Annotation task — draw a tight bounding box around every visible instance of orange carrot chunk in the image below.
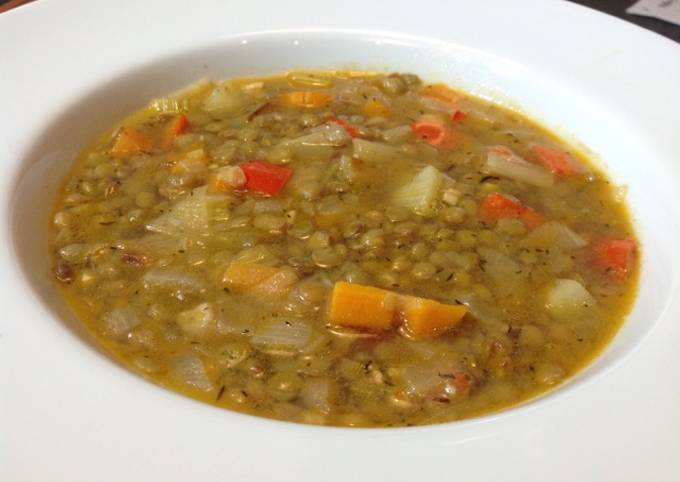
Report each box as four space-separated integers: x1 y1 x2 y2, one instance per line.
592 238 637 280
328 282 467 338
478 192 544 229
110 127 153 158
328 282 397 331
411 116 449 146
401 296 467 339
530 145 576 176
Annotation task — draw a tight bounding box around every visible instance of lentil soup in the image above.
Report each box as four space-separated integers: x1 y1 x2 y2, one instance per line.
50 71 638 427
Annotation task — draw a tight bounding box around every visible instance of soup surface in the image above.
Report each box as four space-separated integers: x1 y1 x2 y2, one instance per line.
50 71 638 427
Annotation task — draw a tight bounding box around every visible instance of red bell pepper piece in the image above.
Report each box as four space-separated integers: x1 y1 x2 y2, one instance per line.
592 238 636 280
451 110 466 122
530 145 575 177
169 114 190 135
241 160 293 196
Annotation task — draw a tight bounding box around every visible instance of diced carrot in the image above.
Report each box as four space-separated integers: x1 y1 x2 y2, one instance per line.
223 263 298 297
530 145 575 176
110 127 153 158
451 110 466 122
327 116 361 137
241 160 292 196
421 83 460 105
478 192 544 229
328 282 397 331
592 238 636 280
400 296 466 339
328 282 467 338
411 115 449 146
276 91 333 108
363 99 390 117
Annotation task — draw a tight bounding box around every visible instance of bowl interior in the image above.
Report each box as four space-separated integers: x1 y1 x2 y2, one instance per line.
10 29 676 417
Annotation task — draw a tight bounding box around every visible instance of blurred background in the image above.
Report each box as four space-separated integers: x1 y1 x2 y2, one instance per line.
1 0 678 43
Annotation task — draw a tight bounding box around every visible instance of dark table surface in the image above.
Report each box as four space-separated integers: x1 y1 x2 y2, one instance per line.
1 0 679 43
568 0 680 43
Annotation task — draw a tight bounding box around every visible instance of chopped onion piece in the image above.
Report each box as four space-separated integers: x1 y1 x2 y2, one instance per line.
232 245 278 265
523 221 587 251
146 187 209 237
216 316 257 337
282 123 350 149
477 247 526 286
485 146 554 188
382 125 412 144
59 243 107 262
202 85 244 115
546 279 595 316
310 123 352 145
279 132 335 162
250 318 313 354
391 165 443 216
333 80 388 107
326 326 380 339
176 302 215 336
352 138 401 162
300 378 335 414
456 292 502 323
170 353 213 391
142 269 205 293
117 234 185 256
215 296 265 336
101 307 141 340
400 358 465 399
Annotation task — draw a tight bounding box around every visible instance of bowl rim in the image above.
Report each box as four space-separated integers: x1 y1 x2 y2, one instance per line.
4 26 673 430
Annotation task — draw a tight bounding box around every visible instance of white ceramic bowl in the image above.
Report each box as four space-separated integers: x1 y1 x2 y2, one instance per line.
2 1 680 481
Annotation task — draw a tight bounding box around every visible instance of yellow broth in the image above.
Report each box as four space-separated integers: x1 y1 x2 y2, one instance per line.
50 71 638 427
